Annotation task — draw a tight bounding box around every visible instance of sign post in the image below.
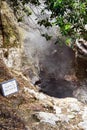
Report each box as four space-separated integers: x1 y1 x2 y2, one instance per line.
0 79 18 96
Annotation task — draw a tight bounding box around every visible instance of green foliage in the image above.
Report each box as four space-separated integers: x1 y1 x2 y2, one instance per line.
44 0 87 42
22 6 32 16
7 0 87 45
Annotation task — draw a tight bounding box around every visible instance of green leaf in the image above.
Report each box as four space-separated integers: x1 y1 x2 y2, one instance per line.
66 38 71 45
65 24 71 31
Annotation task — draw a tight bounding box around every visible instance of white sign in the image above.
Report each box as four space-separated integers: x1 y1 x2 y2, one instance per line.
0 79 18 96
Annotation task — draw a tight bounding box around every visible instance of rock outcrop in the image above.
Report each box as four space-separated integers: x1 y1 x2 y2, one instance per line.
0 73 87 130
0 1 23 71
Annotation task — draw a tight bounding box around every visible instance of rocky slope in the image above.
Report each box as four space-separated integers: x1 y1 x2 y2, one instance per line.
0 1 23 71
0 60 87 130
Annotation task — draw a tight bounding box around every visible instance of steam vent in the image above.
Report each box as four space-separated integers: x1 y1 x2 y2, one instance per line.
0 1 87 130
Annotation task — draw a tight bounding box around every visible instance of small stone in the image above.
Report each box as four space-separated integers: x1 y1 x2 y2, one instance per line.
58 114 69 123
78 121 87 130
69 103 80 112
35 112 59 125
82 107 87 120
36 93 47 100
24 87 47 100
85 24 87 30
53 106 61 114
67 114 75 119
73 87 87 103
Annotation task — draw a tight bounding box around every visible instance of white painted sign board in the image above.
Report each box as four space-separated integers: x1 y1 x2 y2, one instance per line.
0 79 18 96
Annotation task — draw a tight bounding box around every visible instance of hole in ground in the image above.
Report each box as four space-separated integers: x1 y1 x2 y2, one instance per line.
37 71 77 98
